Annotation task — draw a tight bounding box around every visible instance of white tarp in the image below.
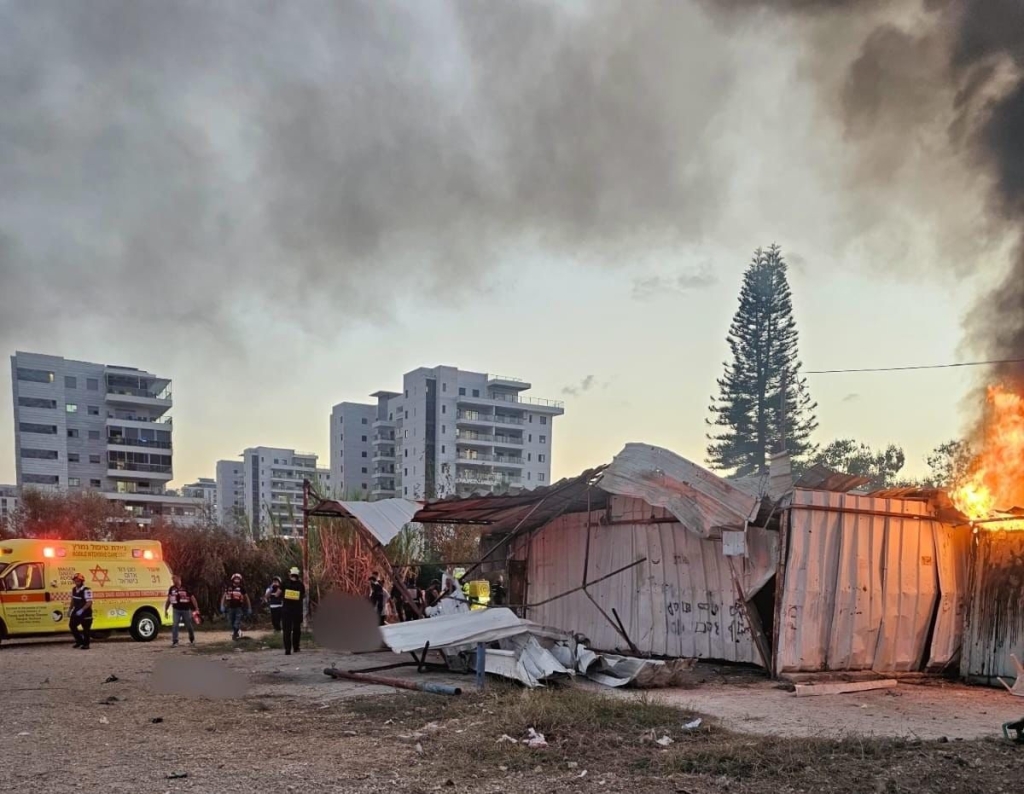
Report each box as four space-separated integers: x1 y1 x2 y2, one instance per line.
599 443 761 538
333 498 420 546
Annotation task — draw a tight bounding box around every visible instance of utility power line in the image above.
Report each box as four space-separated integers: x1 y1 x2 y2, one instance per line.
805 357 1024 375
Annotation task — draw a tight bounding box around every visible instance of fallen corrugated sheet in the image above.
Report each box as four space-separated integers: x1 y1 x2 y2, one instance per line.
577 650 698 688
380 608 563 653
329 498 420 546
778 489 950 674
518 495 770 665
962 531 1024 685
479 635 574 688
599 443 760 538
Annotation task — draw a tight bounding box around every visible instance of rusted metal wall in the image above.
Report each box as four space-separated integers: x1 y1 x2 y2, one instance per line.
512 495 773 665
962 530 1024 685
777 489 961 674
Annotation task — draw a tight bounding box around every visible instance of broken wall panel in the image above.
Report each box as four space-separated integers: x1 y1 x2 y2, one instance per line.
778 489 948 675
517 496 763 664
928 523 972 670
962 530 1024 685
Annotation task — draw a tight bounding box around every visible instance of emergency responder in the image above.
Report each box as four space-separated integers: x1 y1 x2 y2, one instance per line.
69 572 93 650
164 573 199 646
219 573 251 640
281 566 305 655
491 575 507 607
368 571 386 625
265 576 284 631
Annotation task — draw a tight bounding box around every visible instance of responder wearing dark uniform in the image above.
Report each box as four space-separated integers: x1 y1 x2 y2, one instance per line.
265 576 284 632
69 572 93 650
281 566 305 656
491 575 507 607
369 572 386 625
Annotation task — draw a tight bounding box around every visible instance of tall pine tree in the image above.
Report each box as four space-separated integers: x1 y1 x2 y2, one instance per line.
706 244 817 476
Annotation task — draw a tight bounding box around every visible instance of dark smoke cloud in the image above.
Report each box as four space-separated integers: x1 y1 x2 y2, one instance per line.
706 0 1024 390
0 1 732 352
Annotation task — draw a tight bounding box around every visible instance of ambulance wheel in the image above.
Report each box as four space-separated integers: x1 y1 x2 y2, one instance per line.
130 609 160 642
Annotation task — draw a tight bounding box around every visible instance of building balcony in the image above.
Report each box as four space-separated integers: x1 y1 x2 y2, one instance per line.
493 413 524 426
372 418 395 429
492 435 524 447
456 392 564 414
372 468 395 478
455 430 494 445
106 414 172 427
106 437 172 451
373 450 396 461
105 387 172 410
456 453 492 465
493 456 524 466
107 463 173 481
455 472 522 487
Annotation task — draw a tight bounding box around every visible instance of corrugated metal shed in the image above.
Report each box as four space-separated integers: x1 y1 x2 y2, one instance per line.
515 495 774 664
962 530 1024 685
777 489 961 674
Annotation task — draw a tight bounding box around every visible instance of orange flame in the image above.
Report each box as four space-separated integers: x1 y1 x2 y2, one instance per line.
950 384 1024 528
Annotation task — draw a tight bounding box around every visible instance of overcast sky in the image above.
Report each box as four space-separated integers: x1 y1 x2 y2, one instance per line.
1 1 1016 487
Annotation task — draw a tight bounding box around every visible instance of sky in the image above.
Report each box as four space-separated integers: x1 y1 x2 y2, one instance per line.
0 0 1018 489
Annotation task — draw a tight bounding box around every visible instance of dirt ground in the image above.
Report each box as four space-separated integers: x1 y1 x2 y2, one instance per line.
2 631 1021 793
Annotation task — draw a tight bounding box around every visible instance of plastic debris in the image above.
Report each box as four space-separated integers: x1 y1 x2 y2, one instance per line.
496 734 519 744
524 727 548 749
656 735 674 747
682 718 703 731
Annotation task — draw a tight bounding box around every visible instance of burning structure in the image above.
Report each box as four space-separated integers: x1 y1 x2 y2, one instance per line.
414 441 1024 686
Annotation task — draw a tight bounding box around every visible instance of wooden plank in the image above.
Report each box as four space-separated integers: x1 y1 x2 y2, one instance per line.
793 678 898 697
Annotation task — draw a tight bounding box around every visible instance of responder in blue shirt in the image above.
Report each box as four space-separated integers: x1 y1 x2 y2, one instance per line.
69 572 93 650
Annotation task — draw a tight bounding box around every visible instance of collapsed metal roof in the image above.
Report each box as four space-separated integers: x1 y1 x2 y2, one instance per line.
306 495 421 546
413 443 766 538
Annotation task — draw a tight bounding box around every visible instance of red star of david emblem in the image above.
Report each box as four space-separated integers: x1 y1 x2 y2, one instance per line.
90 565 110 587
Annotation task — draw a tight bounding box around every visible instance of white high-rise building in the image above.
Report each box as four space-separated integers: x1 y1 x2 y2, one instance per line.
331 367 564 500
182 477 217 511
9 352 204 524
215 447 323 538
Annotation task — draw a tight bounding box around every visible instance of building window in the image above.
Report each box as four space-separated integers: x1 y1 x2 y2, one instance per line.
442 425 446 434
441 445 445 454
527 453 532 462
404 468 408 476
68 453 81 462
68 477 80 487
362 483 367 490
459 387 466 396
88 430 100 440
540 416 548 425
472 389 480 397
67 428 79 438
21 448 58 460
404 430 409 439
361 417 368 425
539 454 546 463
65 403 78 413
88 405 100 416
18 396 57 409
87 378 99 391
361 451 367 458
405 390 409 398
339 434 343 442
23 473 59 485
361 435 367 442
527 472 532 480
17 368 54 383
529 434 532 443
538 473 545 482
529 415 533 423
20 422 58 435
404 411 409 419
338 416 343 424
540 435 547 444
442 383 447 392
90 479 102 487
90 454 101 464
441 405 446 414
404 449 408 458
404 487 408 496
64 376 77 389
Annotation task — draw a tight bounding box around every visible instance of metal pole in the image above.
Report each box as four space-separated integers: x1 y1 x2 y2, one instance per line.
302 479 310 629
475 642 486 690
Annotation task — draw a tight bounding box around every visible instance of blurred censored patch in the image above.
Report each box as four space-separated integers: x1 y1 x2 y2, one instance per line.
311 591 383 652
151 657 248 699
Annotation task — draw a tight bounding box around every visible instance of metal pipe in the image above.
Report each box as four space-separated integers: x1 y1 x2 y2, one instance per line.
790 503 934 521
302 479 310 629
475 643 486 690
323 667 462 696
526 558 647 607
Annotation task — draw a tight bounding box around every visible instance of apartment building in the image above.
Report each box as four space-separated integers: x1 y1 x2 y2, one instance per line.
182 477 216 510
9 352 204 524
0 484 18 526
215 447 323 538
331 367 564 500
